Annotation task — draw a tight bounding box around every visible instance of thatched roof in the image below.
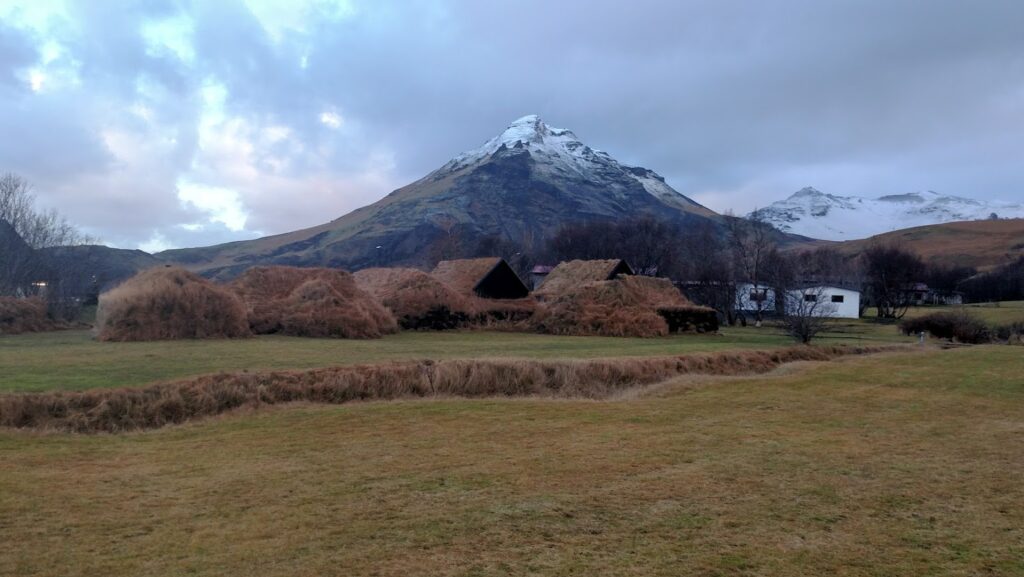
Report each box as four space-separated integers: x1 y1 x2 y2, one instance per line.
431 257 529 299
353 267 427 299
229 266 397 338
535 259 634 296
354 267 470 320
531 275 698 338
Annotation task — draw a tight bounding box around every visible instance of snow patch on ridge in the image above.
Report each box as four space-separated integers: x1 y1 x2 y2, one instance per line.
753 187 1024 240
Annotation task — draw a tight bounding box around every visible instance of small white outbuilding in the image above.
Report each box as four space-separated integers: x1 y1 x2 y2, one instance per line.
784 285 861 319
734 282 861 319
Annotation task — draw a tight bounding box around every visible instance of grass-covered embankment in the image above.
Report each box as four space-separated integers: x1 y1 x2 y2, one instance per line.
1 346 1022 576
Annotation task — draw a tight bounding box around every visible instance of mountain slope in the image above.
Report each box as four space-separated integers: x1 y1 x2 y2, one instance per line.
754 187 1024 241
160 115 718 277
795 219 1024 270
40 245 163 295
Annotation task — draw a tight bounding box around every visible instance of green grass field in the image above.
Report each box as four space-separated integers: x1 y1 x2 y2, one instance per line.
0 320 911 393
2 346 1022 576
897 300 1024 325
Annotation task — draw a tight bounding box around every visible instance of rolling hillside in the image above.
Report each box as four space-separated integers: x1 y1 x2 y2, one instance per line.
820 219 1024 269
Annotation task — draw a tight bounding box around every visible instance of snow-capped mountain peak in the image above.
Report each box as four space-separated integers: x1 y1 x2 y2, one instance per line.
437 115 711 214
791 186 824 198
753 187 1024 240
445 114 605 171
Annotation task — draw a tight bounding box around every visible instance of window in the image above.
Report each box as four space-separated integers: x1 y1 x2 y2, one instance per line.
831 295 844 303
804 294 817 302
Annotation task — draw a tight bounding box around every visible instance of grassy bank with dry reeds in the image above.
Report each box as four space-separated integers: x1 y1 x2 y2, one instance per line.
0 345 901 433
2 346 1022 576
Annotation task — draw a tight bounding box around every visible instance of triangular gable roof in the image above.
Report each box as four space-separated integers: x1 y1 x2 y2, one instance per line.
536 259 634 296
431 257 529 299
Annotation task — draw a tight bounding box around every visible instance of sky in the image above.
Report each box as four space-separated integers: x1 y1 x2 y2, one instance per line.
0 0 1022 251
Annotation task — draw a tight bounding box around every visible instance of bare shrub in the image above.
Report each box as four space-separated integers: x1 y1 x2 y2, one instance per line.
230 266 397 338
533 275 710 337
0 296 64 334
96 268 250 341
0 344 901 433
993 322 1024 345
353 267 471 330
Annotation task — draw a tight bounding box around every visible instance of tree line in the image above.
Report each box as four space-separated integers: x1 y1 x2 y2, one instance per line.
0 172 95 319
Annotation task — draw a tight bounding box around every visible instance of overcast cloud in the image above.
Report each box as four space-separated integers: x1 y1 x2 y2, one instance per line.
0 0 1022 250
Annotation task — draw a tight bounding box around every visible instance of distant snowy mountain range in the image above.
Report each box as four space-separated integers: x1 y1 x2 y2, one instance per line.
752 187 1024 241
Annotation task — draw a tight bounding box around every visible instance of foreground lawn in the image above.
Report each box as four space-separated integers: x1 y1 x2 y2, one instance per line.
0 322 909 393
1 346 1022 576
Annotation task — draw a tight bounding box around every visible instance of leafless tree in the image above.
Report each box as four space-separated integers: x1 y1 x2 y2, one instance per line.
726 211 776 326
0 172 95 319
780 284 837 343
676 221 737 323
547 216 682 277
426 215 467 265
0 173 94 249
862 243 924 319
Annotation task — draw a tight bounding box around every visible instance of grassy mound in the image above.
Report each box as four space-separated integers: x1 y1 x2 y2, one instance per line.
353 267 470 330
533 275 710 337
0 297 61 335
95 268 250 342
230 266 397 338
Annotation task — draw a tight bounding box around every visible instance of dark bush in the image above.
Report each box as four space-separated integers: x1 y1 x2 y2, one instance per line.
657 307 719 333
899 311 991 344
993 322 1024 345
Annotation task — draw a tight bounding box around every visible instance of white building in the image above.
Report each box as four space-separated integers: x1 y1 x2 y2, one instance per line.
735 282 776 314
784 285 861 319
735 282 861 319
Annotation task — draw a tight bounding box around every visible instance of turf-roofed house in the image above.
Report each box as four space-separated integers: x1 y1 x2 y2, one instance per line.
431 257 530 300
534 259 635 298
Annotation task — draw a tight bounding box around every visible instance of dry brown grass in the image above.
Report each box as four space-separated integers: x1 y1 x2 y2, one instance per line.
827 218 1024 269
534 259 632 297
431 257 505 295
95 267 250 342
353 267 471 329
0 344 898 433
468 296 538 327
533 275 709 337
230 266 397 338
0 297 61 335
431 258 530 300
